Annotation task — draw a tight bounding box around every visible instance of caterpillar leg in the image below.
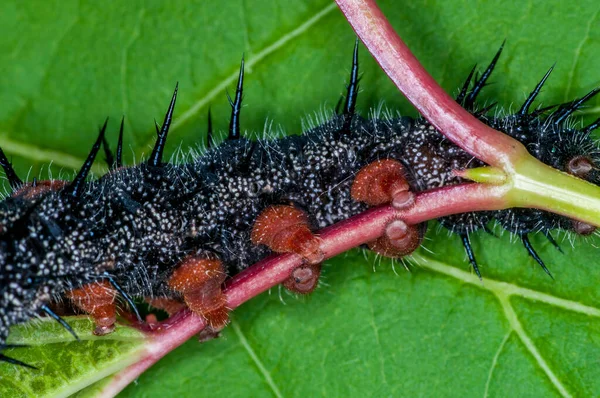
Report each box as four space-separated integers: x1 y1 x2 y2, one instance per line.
251 205 324 265
251 205 324 293
351 159 414 209
168 254 229 330
67 281 117 336
368 220 424 258
351 159 422 258
282 263 322 294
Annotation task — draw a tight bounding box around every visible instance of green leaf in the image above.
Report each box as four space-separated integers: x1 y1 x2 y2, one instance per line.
0 317 145 397
1 0 600 396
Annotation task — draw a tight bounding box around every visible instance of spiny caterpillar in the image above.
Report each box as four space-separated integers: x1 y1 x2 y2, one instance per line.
1 41 599 369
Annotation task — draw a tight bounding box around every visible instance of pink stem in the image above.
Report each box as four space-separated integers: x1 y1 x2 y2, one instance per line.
99 2 524 394
334 0 528 169
227 183 507 306
99 183 508 397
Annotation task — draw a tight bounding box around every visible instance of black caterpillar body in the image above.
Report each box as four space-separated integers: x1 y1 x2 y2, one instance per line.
1 43 599 368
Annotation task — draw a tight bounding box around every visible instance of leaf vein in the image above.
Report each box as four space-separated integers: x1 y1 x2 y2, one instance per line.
158 2 338 143
0 375 36 398
231 319 283 398
0 134 105 176
368 276 389 388
483 331 511 398
563 7 600 101
414 254 600 318
498 295 572 398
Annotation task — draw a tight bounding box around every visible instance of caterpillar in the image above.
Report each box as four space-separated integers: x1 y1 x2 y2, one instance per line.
0 37 599 372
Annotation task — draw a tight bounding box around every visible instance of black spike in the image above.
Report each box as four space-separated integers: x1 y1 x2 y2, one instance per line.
102 136 114 169
456 64 477 106
465 41 505 109
0 347 37 370
103 272 142 323
460 233 482 280
0 146 22 190
40 304 79 341
1 344 29 349
518 66 554 117
149 83 178 167
551 87 600 126
521 234 553 278
207 108 214 148
116 116 124 169
342 39 360 131
102 122 115 170
228 57 244 140
543 230 563 254
32 177 37 188
583 117 600 135
65 118 108 198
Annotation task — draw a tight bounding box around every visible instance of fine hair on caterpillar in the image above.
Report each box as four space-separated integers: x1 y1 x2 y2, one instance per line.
1 38 600 372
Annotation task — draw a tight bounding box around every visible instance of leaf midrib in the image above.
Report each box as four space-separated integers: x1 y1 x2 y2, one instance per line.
413 253 600 317
413 252 596 398
0 3 338 174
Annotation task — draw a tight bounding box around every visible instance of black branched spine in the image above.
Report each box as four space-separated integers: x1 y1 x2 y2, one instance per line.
66 118 108 198
228 58 244 140
149 84 178 167
0 147 22 191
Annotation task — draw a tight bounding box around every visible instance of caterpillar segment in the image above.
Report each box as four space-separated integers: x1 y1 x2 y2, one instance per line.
447 43 600 277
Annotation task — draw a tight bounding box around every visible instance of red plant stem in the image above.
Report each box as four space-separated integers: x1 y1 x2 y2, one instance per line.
226 183 507 307
334 0 528 170
100 183 508 397
101 2 523 393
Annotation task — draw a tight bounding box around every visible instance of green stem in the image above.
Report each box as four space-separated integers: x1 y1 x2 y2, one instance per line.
509 156 600 224
460 156 600 226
